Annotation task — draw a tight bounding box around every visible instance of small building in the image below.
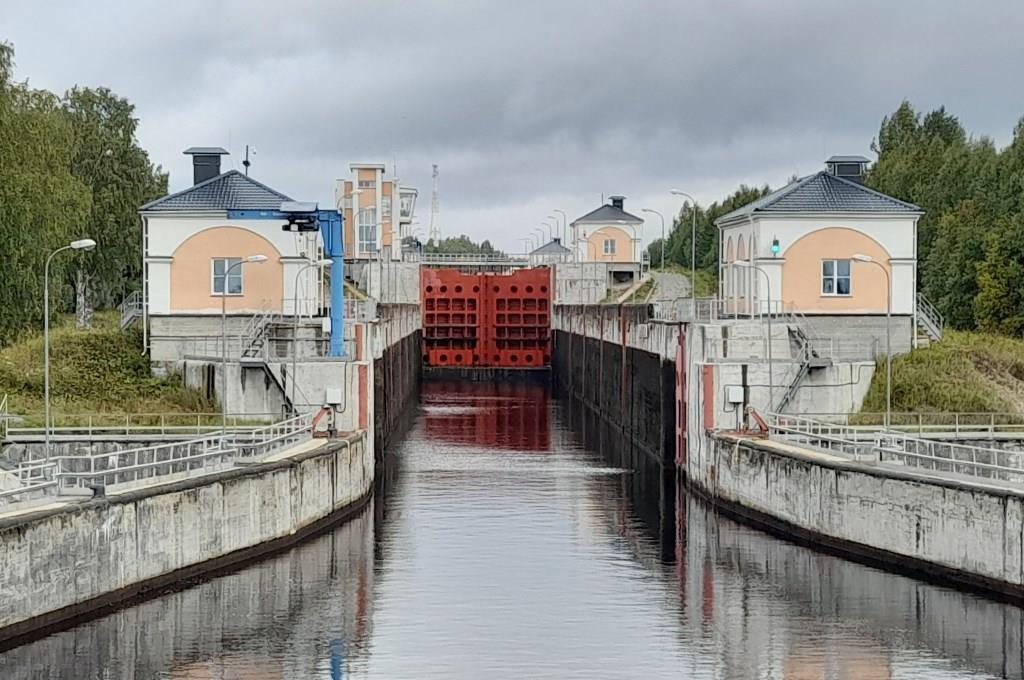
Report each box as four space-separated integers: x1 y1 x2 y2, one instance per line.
334 164 417 262
529 237 572 266
571 195 643 263
139 147 327 365
715 155 928 353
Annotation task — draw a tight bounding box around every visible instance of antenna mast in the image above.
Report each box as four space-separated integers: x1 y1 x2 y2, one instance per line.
429 164 440 242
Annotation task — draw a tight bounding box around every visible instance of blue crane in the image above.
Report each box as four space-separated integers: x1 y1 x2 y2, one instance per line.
227 202 346 357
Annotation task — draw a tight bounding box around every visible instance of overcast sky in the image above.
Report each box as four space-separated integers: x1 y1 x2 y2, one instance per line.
4 1 1024 251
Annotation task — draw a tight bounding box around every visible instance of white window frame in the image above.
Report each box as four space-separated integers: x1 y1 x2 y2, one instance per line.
381 195 392 218
357 179 375 189
211 257 244 296
358 208 378 253
603 238 616 255
821 258 852 296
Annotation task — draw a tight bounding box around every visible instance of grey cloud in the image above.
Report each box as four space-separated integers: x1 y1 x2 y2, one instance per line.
4 0 1024 250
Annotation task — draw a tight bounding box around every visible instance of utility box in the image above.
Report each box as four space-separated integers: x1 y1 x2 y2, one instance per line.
725 385 744 405
321 317 331 334
324 387 343 405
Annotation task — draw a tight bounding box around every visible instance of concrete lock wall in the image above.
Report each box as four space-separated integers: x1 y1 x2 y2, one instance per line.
689 433 1024 598
373 305 421 455
0 432 373 642
552 304 677 464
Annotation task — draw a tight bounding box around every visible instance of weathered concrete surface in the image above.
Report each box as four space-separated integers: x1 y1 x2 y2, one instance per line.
689 433 1024 599
0 432 372 643
552 309 676 465
0 500 375 678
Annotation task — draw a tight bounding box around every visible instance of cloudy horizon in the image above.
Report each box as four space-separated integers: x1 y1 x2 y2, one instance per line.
5 0 1024 251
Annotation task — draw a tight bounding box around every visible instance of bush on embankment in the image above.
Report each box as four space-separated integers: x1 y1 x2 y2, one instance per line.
859 330 1024 414
0 311 214 424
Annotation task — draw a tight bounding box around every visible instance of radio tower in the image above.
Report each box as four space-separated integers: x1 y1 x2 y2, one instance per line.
428 164 441 243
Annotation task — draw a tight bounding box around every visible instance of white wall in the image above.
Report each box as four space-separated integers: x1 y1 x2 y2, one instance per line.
144 214 326 317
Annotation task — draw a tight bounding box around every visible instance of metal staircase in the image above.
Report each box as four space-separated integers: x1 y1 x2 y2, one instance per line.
916 293 944 346
118 291 143 329
774 311 831 413
239 304 279 360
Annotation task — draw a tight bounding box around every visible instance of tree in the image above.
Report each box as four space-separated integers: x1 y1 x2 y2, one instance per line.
425 235 503 256
922 200 990 329
976 213 1024 334
62 86 167 327
0 42 91 344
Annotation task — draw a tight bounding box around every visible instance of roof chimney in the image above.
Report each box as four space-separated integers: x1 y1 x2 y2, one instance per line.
825 155 869 185
183 147 229 185
609 195 625 210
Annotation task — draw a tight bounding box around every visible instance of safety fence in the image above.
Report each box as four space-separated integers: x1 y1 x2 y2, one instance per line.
795 412 1024 435
0 414 313 505
6 412 281 439
768 414 1024 485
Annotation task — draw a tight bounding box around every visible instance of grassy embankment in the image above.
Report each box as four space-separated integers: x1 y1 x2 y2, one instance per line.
653 264 718 297
858 330 1024 421
0 311 214 426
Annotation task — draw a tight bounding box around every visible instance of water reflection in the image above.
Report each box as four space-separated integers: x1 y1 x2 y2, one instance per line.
2 381 1020 679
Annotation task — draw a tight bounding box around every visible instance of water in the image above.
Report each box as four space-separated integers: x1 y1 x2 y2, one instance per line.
2 381 1022 679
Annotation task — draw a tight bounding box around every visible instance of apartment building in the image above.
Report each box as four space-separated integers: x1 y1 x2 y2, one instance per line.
335 164 417 261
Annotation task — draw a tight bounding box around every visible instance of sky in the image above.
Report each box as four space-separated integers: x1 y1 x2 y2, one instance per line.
4 0 1024 253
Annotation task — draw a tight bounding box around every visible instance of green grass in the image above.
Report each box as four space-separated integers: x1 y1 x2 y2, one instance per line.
859 330 1024 415
653 264 717 297
0 311 215 425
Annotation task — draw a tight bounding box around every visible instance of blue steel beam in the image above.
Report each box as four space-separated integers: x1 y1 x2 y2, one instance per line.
227 206 346 357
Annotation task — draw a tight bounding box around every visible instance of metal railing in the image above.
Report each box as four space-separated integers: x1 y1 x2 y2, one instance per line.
768 414 1024 485
703 334 879 362
118 290 143 329
795 412 1024 436
916 292 945 342
0 461 58 502
7 413 315 498
414 252 530 266
0 393 9 440
6 412 281 440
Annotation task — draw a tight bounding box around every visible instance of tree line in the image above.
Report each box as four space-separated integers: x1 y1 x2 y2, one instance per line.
649 101 1024 336
0 42 166 344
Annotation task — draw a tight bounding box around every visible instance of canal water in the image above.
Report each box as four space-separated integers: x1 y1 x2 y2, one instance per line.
2 382 1022 679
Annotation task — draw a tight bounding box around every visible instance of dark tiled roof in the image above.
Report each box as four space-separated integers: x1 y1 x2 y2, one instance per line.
140 170 293 212
716 172 920 225
531 239 572 255
571 203 643 224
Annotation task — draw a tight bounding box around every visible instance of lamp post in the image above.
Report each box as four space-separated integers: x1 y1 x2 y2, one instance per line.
853 254 892 431
44 238 97 461
292 259 332 415
640 208 666 270
221 254 268 440
533 227 546 247
552 209 567 243
520 237 534 254
670 190 698 303
733 261 774 412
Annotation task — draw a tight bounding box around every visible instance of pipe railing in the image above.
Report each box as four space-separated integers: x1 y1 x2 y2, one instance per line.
3 413 316 500
6 412 282 440
768 413 1024 484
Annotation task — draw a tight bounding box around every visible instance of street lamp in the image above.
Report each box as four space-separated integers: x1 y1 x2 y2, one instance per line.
670 190 698 303
640 208 666 270
853 253 892 431
520 237 534 254
733 261 774 413
44 238 97 461
533 227 547 246
552 209 567 243
292 259 332 415
221 254 268 441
